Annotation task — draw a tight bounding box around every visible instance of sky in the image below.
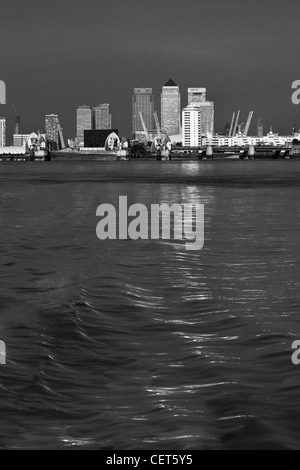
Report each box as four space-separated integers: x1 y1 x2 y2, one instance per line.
0 0 299 141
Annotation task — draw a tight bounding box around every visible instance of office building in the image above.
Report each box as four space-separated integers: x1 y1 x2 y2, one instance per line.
161 80 181 136
132 88 155 140
0 118 6 146
94 104 112 130
77 106 93 139
258 119 264 138
13 134 30 147
45 114 60 149
182 88 215 146
14 114 21 135
182 106 202 147
188 88 207 105
0 81 6 104
188 88 214 135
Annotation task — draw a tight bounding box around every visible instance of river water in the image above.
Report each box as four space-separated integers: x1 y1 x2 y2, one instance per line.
0 160 300 450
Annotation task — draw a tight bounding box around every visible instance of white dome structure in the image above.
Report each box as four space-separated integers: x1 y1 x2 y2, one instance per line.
105 132 120 151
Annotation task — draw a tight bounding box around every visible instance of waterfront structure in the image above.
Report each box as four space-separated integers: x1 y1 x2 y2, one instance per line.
84 129 119 149
94 104 112 130
45 114 60 150
13 134 30 147
161 80 181 136
77 106 93 140
0 147 25 156
182 106 202 147
132 88 155 140
0 118 6 146
202 130 300 148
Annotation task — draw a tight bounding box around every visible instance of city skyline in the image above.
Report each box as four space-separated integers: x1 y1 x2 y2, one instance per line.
1 78 299 146
0 0 299 139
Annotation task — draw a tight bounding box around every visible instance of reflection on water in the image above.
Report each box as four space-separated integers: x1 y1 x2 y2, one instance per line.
0 161 300 449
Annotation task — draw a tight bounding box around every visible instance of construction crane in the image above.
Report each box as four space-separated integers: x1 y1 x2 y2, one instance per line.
244 111 254 136
229 112 236 137
154 111 161 139
139 112 150 141
232 110 240 137
57 121 66 150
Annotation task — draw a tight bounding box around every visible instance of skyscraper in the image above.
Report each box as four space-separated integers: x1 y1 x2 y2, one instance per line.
258 119 264 138
14 115 21 135
188 88 207 105
132 88 155 140
161 80 181 136
182 88 215 147
0 81 6 104
45 114 60 149
0 118 6 146
77 106 93 140
94 104 112 130
182 106 202 147
13 134 30 147
187 88 214 135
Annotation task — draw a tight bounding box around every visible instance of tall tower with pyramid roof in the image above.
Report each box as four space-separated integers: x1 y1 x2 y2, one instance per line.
161 79 181 136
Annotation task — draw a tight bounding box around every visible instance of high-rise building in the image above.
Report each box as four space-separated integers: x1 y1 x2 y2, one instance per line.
13 134 30 147
188 88 207 105
223 122 231 136
188 88 214 135
0 118 6 146
14 114 21 135
258 119 264 138
94 104 112 130
45 114 60 149
182 106 202 147
161 80 181 137
77 106 93 140
0 81 6 104
132 88 155 140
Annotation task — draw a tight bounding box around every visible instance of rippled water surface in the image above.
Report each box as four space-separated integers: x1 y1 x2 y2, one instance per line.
1 160 300 450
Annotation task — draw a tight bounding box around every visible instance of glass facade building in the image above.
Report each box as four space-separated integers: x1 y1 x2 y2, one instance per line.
161 80 181 137
45 115 59 144
132 88 155 140
77 106 93 139
94 104 112 130
187 88 214 135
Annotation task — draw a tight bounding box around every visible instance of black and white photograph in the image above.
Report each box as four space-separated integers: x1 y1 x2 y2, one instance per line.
1 0 300 453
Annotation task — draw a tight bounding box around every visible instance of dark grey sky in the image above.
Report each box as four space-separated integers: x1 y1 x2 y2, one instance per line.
1 0 299 140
